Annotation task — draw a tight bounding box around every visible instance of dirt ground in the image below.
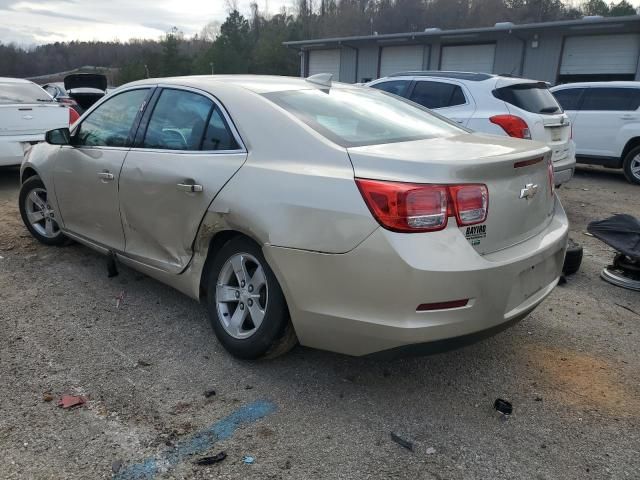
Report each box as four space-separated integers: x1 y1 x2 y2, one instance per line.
1 164 639 480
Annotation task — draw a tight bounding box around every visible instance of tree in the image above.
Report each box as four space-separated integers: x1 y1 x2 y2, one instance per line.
609 0 636 16
582 0 610 15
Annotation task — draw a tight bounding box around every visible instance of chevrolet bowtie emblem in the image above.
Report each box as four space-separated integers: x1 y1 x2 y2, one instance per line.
520 183 538 200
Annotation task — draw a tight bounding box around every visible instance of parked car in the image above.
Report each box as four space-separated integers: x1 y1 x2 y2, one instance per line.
0 77 76 167
550 82 640 185
19 75 568 359
43 73 108 114
367 71 576 186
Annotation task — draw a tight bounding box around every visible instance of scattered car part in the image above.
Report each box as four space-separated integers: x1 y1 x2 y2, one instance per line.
194 452 227 465
390 432 414 451
494 398 513 415
588 214 640 291
562 238 583 275
57 394 86 409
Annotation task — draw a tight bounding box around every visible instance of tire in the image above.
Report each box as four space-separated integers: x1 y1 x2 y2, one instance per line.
206 236 297 359
18 175 68 246
622 146 640 185
563 238 583 276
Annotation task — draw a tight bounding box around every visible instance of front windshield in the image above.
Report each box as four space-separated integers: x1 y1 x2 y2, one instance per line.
264 87 464 147
0 82 54 104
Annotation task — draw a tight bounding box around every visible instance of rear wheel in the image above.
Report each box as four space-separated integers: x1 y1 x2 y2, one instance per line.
622 147 640 185
19 176 67 246
206 236 297 359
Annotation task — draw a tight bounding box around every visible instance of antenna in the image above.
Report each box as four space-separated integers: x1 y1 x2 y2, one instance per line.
306 73 333 88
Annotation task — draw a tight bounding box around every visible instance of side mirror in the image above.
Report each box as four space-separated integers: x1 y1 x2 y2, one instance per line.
45 128 71 145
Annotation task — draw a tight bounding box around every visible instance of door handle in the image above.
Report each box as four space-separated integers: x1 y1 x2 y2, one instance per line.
98 171 114 181
177 183 203 193
620 114 636 120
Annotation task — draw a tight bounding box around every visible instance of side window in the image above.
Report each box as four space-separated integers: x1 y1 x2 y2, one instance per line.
370 80 410 98
75 89 148 147
581 88 640 112
143 89 213 150
552 88 584 111
202 107 240 151
409 81 466 109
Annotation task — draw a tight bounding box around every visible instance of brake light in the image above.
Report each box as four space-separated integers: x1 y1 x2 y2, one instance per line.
355 179 488 233
68 107 80 125
490 114 531 139
547 158 555 196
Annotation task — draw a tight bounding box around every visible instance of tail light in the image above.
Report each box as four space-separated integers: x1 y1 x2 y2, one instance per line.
68 107 80 125
490 114 531 139
356 179 488 233
547 158 555 196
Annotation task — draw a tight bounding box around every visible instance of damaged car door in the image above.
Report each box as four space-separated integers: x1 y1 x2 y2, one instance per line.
53 88 151 250
118 87 247 273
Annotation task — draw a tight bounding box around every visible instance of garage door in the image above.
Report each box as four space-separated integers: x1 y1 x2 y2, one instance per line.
380 45 425 77
440 44 496 73
308 49 341 78
560 34 640 75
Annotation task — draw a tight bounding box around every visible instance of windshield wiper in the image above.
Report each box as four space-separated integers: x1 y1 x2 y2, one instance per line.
540 106 559 113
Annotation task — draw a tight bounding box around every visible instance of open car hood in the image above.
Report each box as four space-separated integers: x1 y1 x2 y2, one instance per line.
64 73 107 92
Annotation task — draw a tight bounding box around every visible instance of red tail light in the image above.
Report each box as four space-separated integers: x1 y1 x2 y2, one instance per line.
547 158 555 196
68 107 80 125
356 179 488 233
490 114 531 139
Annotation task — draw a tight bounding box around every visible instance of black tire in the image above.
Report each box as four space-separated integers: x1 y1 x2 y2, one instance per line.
622 146 640 185
563 238 583 276
18 175 68 246
206 236 297 359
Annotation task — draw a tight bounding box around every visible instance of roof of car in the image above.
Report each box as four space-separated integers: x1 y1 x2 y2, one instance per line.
123 75 350 94
551 81 640 89
0 77 34 84
388 71 496 81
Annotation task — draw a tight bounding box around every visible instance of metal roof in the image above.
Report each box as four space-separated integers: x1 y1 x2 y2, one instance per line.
283 14 640 48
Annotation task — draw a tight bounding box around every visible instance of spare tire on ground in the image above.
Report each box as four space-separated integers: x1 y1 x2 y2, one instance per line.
563 238 583 276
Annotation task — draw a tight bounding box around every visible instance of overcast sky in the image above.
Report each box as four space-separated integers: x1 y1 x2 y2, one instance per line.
0 0 639 46
0 0 292 45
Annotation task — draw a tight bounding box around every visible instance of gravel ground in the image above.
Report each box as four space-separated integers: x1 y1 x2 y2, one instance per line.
1 164 639 480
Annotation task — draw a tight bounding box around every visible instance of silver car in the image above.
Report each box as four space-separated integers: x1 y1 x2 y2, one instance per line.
19 75 569 359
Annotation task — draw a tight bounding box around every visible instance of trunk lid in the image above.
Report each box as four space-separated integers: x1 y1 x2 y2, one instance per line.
64 73 108 92
348 133 555 254
0 103 69 136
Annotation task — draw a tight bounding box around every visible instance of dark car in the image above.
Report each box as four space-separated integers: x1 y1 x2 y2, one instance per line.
42 73 108 114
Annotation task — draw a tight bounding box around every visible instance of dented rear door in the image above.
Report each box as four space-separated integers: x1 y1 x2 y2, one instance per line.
118 87 246 273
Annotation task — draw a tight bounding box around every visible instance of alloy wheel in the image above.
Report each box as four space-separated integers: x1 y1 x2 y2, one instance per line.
24 187 61 239
631 154 640 182
215 252 268 339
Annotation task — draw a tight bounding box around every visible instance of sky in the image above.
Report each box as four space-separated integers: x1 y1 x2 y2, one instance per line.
0 0 292 45
0 0 639 46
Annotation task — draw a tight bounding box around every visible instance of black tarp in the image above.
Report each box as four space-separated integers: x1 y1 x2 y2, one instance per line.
587 214 640 259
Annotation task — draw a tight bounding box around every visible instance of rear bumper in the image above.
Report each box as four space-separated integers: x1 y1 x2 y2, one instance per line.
552 142 576 186
0 135 43 166
266 198 568 357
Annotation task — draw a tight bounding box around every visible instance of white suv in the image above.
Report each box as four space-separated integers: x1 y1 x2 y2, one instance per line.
367 71 575 185
550 82 640 185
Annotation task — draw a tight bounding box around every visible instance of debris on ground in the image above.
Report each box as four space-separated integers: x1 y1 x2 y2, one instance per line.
136 360 152 367
245 385 253 390
243 456 255 464
204 389 216 398
57 395 86 409
115 290 125 308
426 447 436 455
42 393 54 402
111 460 123 473
194 451 227 465
494 398 513 416
390 432 414 451
107 252 118 278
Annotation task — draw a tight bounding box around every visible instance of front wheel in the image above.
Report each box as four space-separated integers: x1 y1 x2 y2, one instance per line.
622 147 640 185
206 236 297 359
19 176 67 246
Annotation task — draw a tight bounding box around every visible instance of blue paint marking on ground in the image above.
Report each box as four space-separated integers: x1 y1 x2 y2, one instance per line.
114 400 277 480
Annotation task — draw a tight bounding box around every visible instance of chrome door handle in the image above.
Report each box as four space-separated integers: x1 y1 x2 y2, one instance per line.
620 114 636 120
98 171 114 181
177 183 203 193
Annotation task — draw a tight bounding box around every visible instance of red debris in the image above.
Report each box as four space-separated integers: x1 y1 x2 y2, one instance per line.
57 395 87 409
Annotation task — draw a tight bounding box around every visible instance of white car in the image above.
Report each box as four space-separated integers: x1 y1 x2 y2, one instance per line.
550 82 640 185
367 72 576 186
0 77 75 167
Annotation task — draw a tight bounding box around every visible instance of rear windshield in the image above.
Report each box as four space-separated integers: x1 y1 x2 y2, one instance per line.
493 82 562 115
264 87 463 148
0 82 53 105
